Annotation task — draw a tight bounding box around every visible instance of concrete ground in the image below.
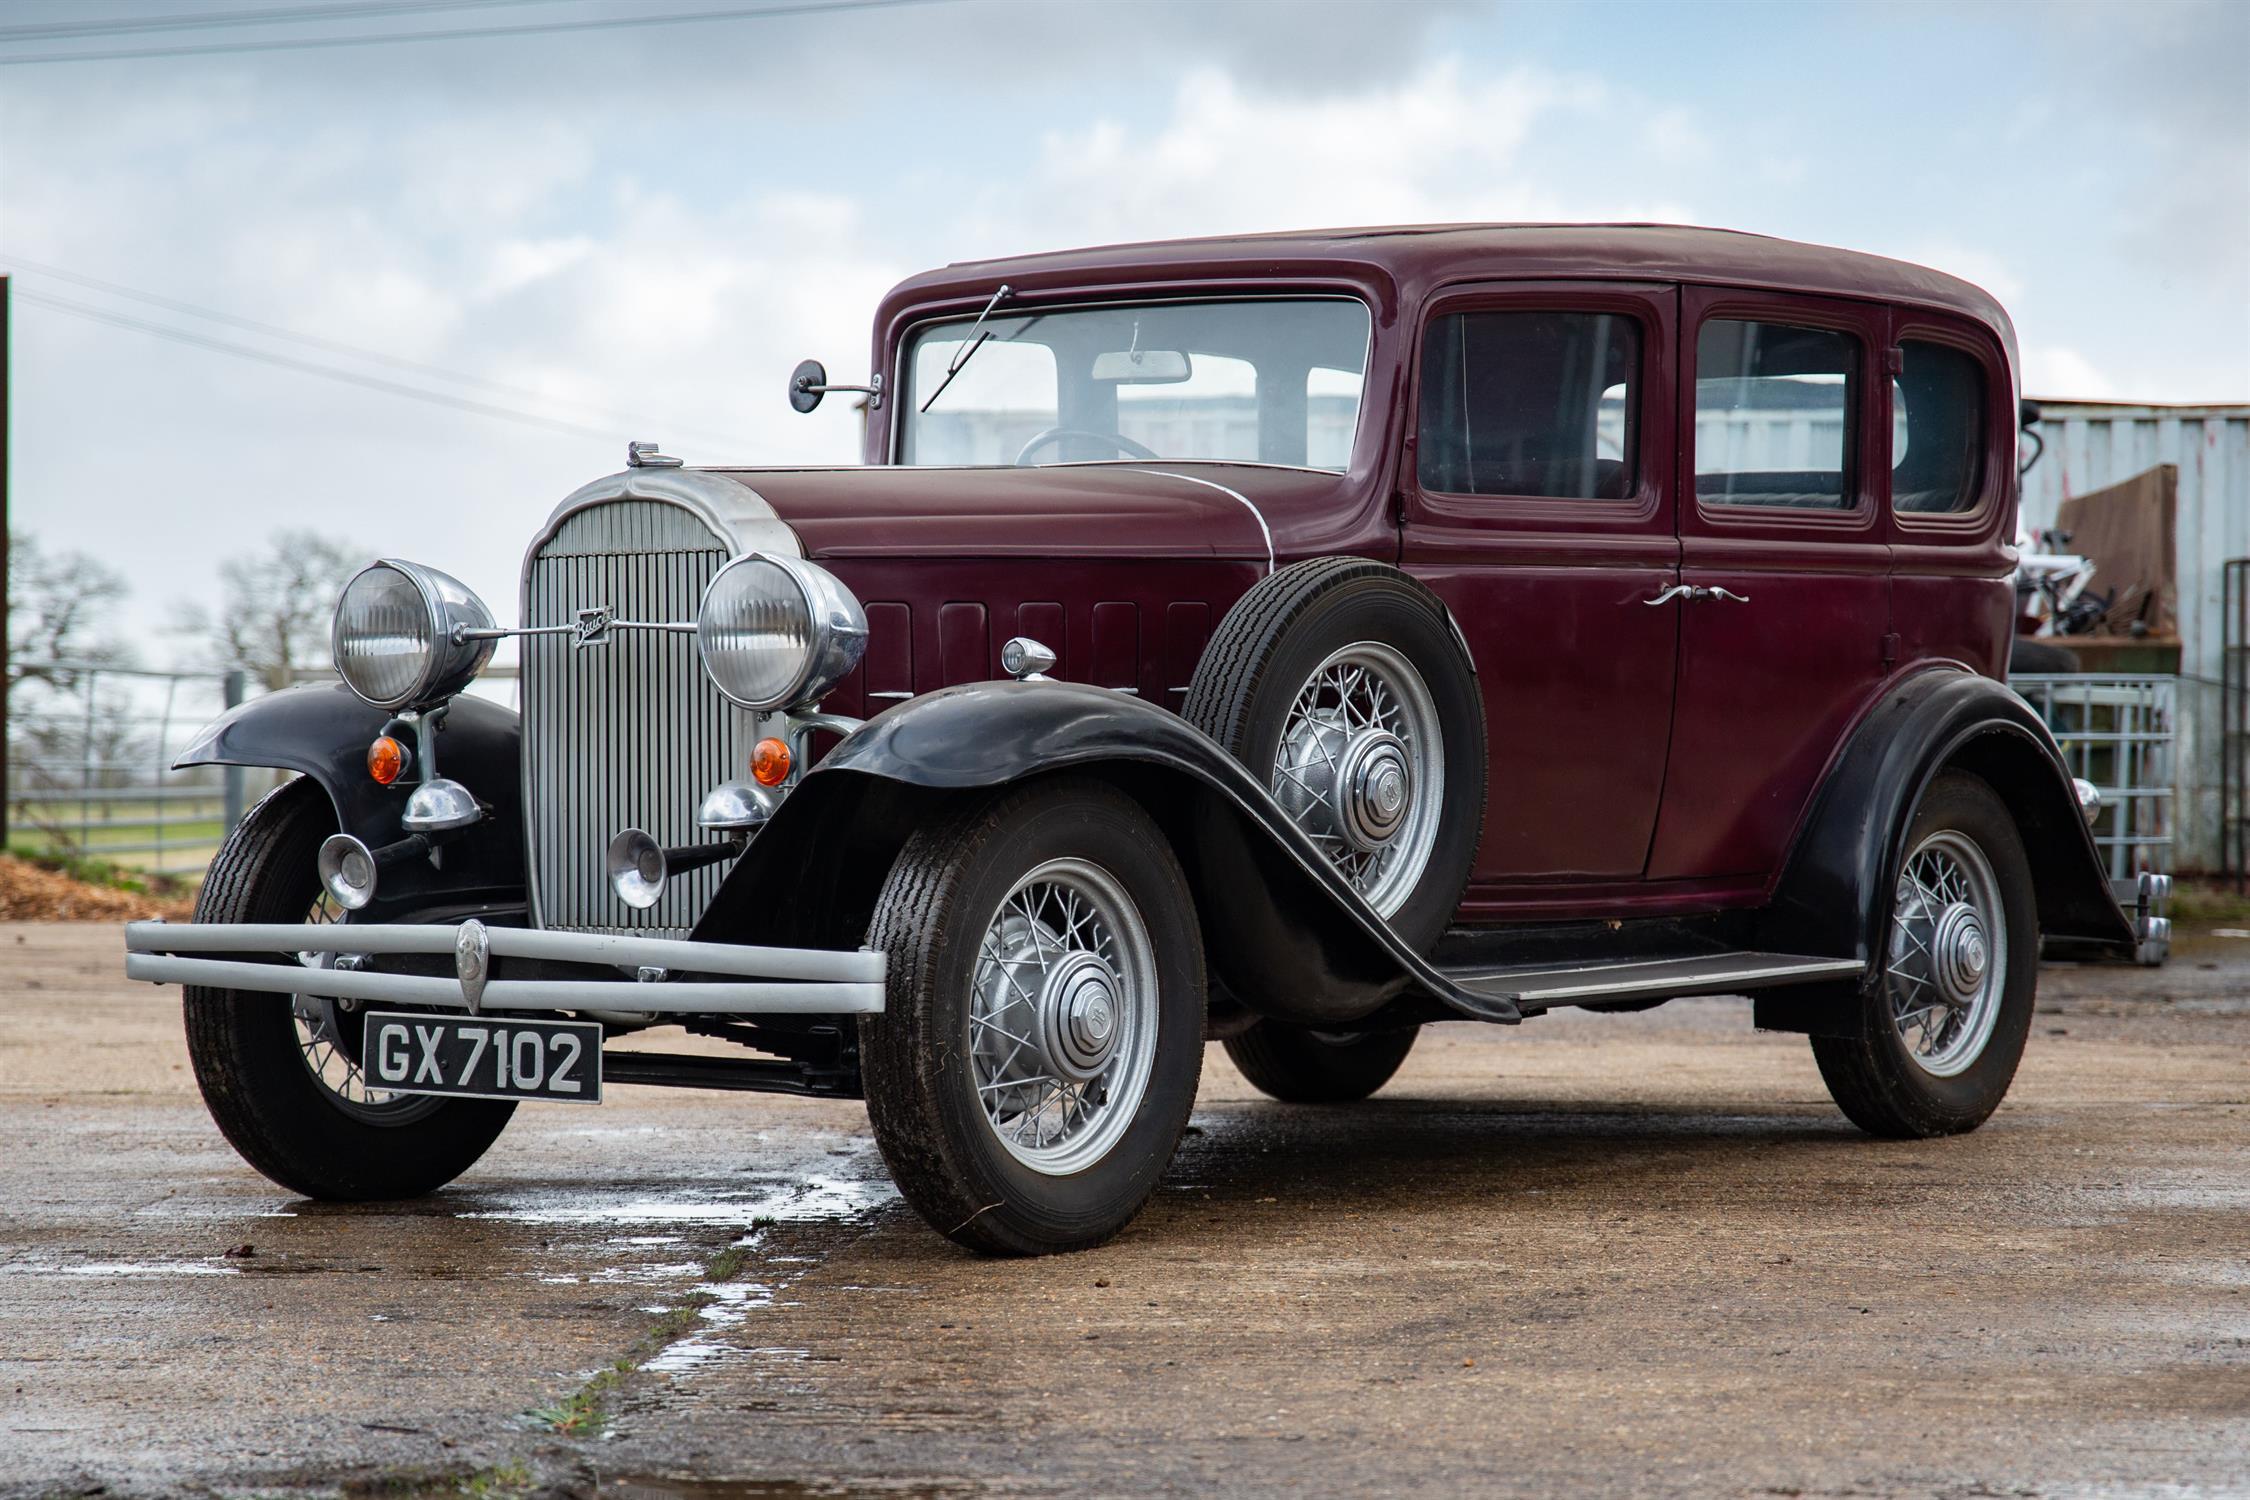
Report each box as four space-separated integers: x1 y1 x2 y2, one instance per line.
1 920 2244 1498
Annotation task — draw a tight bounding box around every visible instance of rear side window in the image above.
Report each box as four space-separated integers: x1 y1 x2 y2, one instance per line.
1892 341 1987 514
1418 311 1640 500
1694 319 1858 510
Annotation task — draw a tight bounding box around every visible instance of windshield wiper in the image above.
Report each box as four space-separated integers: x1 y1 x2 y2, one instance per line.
918 282 1012 413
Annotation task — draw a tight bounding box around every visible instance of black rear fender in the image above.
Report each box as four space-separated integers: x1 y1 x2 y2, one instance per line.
1757 666 2134 964
175 681 525 917
691 681 1517 1026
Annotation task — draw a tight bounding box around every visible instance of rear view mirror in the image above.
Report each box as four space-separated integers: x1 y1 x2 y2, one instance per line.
1091 348 1191 383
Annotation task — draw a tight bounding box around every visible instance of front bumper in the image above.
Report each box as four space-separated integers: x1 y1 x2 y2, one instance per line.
123 920 885 1016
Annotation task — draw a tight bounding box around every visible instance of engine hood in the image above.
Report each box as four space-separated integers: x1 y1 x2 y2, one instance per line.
701 462 1292 564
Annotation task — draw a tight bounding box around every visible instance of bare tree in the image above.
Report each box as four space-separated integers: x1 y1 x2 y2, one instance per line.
6 530 135 692
178 530 365 692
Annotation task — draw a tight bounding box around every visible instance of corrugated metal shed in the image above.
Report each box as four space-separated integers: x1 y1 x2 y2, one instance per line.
2018 400 2250 868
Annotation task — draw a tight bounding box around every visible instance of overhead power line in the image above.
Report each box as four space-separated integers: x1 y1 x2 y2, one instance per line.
0 0 557 44
20 287 627 442
0 0 954 65
0 251 754 451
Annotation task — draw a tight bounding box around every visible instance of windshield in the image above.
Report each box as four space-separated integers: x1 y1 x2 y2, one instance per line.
900 297 1371 470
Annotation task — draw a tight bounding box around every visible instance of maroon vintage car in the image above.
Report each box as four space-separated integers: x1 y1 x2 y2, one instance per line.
129 225 2148 1254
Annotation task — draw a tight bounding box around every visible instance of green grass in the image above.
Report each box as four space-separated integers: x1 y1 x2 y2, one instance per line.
2164 878 2250 929
5 845 202 898
336 1460 535 1499
521 1233 768 1439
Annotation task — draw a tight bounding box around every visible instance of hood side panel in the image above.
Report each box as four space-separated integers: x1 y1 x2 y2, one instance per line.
811 556 1264 717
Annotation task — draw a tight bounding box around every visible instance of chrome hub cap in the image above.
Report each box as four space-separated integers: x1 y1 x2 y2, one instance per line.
1272 642 1443 917
1037 950 1122 1082
970 858 1158 1175
1335 729 1413 850
1888 830 2007 1078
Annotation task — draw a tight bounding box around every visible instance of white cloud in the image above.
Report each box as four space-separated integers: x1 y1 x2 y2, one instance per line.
2022 345 2116 401
955 58 1694 256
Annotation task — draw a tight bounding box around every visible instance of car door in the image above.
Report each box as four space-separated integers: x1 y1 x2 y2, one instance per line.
1399 282 1682 886
1645 288 1892 881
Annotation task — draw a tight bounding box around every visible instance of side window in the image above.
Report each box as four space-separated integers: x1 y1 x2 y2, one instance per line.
1892 340 1987 514
1417 310 1640 500
1694 319 1858 510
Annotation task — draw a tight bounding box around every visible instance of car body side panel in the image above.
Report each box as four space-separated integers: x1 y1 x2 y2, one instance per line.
1398 280 1683 882
1647 287 1899 882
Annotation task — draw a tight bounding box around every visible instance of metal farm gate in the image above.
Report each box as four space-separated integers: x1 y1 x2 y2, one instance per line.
2011 673 2175 880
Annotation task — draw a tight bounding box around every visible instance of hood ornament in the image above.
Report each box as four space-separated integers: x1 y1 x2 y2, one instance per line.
626 440 683 469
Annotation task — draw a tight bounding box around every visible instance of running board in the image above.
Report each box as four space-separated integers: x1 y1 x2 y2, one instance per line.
1443 952 1866 1011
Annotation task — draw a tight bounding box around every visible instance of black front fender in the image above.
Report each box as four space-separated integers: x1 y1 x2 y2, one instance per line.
176 681 525 916
1756 666 2135 964
692 681 1518 1025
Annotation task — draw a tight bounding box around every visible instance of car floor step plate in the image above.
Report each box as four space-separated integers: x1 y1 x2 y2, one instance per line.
1442 952 1865 1009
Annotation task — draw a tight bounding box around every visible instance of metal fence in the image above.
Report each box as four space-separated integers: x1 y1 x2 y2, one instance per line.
4 661 278 877
2010 673 2176 878
5 660 519 882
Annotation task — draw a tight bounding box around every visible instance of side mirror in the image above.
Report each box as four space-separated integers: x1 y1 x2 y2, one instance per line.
790 359 883 414
2018 398 2043 429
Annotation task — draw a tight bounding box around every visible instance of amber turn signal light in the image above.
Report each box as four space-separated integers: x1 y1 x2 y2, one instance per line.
750 737 792 787
367 734 411 786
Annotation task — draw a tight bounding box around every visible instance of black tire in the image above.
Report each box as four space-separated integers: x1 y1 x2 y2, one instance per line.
860 776 1204 1255
1224 1021 1418 1103
183 778 515 1199
1182 557 1484 951
2008 638 2080 675
1810 771 2039 1138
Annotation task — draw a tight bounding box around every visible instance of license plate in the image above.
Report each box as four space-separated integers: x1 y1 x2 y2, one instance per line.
361 1012 603 1104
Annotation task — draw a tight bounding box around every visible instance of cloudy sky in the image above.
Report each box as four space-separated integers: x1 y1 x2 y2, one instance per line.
3 0 2245 658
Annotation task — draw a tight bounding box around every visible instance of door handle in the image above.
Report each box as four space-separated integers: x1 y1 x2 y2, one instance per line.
1645 584 1751 606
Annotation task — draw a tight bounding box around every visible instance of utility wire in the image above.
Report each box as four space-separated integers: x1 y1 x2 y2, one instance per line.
0 251 758 452
0 0 559 44
19 287 628 442
0 0 955 65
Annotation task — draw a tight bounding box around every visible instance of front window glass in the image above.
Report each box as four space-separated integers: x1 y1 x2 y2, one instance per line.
1694 319 1859 511
1892 341 1986 514
1417 310 1641 499
901 298 1370 469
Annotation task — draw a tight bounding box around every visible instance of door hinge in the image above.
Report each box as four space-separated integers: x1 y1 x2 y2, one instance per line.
1880 631 1901 666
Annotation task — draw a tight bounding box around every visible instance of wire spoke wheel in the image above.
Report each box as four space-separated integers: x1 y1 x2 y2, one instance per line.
289 889 439 1122
969 857 1159 1176
1269 640 1444 918
1886 829 2007 1078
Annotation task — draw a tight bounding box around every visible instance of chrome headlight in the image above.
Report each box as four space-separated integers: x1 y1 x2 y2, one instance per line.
695 553 867 711
331 560 496 712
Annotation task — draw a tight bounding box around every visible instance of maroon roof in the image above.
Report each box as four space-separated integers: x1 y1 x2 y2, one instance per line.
878 223 2015 355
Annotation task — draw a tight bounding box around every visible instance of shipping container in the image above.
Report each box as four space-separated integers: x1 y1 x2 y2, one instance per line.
2018 400 2250 869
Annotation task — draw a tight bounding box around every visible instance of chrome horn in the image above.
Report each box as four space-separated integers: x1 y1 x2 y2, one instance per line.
605 827 746 910
606 828 670 910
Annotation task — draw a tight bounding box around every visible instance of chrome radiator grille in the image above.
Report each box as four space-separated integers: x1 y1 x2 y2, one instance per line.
522 499 758 935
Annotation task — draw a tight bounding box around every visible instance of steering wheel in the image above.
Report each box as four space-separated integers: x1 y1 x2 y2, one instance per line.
1014 427 1160 466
